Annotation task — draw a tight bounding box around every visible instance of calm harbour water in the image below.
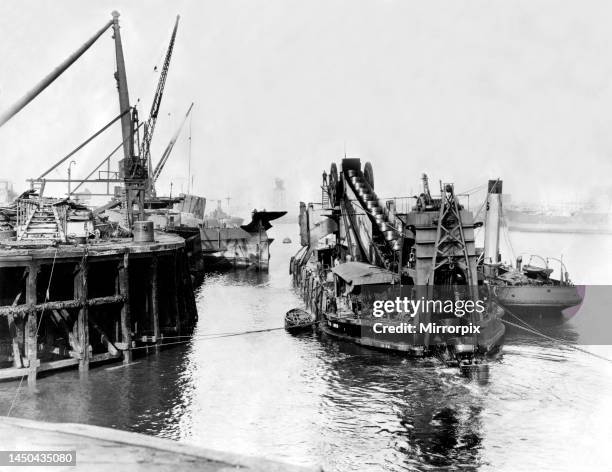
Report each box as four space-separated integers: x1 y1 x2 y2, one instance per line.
1 223 612 471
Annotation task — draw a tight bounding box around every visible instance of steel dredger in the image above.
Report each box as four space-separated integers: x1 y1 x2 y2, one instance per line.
290 158 505 374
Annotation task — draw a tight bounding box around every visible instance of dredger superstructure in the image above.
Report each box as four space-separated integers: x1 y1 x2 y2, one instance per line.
291 158 505 374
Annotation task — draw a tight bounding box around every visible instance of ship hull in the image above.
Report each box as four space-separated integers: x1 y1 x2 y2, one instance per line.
319 310 505 358
198 210 285 271
201 252 269 270
493 285 583 313
200 228 273 271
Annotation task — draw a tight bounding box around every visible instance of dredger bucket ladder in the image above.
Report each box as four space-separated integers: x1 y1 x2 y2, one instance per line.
428 183 473 287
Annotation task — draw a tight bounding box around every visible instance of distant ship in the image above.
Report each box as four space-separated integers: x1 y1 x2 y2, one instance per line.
504 207 612 234
202 200 244 228
167 202 286 271
198 209 286 270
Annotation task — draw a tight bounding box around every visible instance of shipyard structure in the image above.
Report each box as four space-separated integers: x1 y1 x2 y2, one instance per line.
0 12 199 383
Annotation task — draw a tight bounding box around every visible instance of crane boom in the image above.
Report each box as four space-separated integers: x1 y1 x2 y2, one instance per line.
152 103 194 185
0 18 113 128
141 15 180 191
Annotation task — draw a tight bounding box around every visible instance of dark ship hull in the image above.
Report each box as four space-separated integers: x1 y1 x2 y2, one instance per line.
199 210 286 271
493 284 583 314
321 311 505 358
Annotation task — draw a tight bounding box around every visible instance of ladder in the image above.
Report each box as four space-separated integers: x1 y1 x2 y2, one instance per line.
321 186 330 208
18 205 59 240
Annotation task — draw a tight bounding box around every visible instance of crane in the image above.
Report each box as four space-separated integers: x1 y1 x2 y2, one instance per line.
141 15 180 195
151 102 194 193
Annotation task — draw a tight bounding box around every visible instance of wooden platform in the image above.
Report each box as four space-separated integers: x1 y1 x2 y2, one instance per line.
0 231 198 384
0 232 186 264
0 416 319 471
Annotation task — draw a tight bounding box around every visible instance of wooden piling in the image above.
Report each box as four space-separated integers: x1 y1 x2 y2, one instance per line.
150 256 160 351
26 263 39 386
172 251 181 336
7 312 23 368
182 249 198 325
75 255 89 372
0 232 196 380
7 271 26 368
118 250 132 364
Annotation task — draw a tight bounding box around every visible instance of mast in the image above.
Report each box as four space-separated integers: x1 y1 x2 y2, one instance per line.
483 179 503 270
111 11 133 161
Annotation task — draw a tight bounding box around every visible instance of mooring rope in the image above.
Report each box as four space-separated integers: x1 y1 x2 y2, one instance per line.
133 311 612 368
128 320 329 351
7 247 59 416
501 307 612 364
129 325 305 350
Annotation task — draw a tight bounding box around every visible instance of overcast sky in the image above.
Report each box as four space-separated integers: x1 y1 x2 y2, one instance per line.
1 0 612 215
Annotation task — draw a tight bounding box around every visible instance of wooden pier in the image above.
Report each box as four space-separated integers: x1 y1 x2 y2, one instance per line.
0 416 318 471
0 233 198 384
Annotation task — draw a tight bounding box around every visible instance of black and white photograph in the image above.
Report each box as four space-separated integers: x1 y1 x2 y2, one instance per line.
0 1 611 471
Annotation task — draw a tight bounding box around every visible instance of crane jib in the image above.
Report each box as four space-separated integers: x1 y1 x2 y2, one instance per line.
152 103 194 183
0 19 113 128
140 15 181 176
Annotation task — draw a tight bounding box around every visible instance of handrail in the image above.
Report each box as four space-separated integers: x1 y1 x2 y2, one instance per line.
545 256 569 283
15 199 38 240
52 205 68 243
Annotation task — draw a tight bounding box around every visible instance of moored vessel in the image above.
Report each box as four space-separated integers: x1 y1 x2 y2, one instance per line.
477 180 584 315
290 159 505 373
196 209 286 270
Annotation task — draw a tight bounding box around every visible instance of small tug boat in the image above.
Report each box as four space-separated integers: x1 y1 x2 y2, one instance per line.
487 256 583 314
477 180 583 315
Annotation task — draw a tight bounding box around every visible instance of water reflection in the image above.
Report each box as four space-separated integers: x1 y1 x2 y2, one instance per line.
315 336 487 470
